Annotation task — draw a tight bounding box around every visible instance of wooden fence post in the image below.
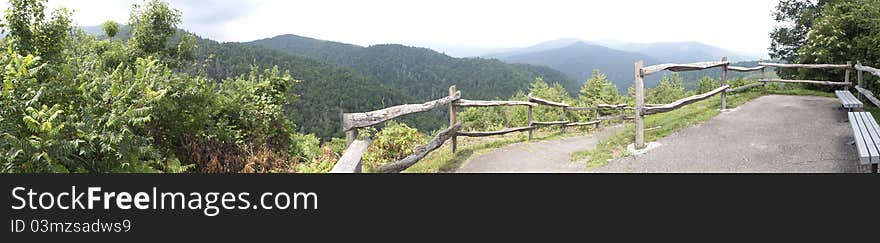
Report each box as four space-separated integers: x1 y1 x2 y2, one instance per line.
345 129 358 146
449 85 458 153
620 106 625 124
527 105 533 140
858 61 864 100
594 105 601 129
341 110 358 146
720 56 728 111
635 60 646 150
846 61 852 94
561 107 567 134
761 65 767 94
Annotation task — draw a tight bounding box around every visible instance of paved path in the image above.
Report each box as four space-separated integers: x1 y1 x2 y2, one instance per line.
456 126 623 173
592 95 863 173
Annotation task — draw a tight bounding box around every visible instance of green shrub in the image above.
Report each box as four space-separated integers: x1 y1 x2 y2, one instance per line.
361 121 425 172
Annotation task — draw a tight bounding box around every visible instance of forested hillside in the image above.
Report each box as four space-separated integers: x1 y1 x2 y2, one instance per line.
249 34 580 99
194 40 420 140
83 28 458 140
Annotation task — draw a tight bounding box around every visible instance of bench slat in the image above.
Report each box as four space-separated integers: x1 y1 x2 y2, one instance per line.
838 91 851 107
857 112 879 164
839 91 852 107
849 112 872 165
837 90 863 108
860 112 880 164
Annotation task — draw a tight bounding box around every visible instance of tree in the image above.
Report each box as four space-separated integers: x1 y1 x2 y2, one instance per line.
3 0 72 64
174 33 197 65
769 0 835 79
647 73 689 104
697 76 720 94
578 69 621 107
769 0 880 86
798 0 880 66
102 20 120 38
129 0 181 57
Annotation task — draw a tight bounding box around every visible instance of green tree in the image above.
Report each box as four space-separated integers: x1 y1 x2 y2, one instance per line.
129 0 181 57
647 73 689 104
3 0 72 64
578 69 621 107
798 0 880 67
529 77 574 123
102 20 120 38
770 0 880 88
697 76 720 94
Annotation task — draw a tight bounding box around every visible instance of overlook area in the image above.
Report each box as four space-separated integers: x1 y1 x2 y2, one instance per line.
1 0 879 173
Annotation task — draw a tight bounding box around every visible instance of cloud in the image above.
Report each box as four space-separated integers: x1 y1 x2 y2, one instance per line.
7 0 779 55
170 0 261 40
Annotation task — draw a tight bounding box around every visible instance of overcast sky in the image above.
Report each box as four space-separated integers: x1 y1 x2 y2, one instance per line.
4 0 779 57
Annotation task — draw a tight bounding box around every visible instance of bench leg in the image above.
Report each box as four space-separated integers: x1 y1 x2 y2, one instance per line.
848 140 856 146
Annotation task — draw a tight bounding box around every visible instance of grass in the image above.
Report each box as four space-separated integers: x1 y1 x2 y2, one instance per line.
404 127 594 173
571 86 834 168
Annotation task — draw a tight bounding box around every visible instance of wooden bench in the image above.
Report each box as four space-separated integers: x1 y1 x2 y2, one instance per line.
836 90 863 111
847 112 880 173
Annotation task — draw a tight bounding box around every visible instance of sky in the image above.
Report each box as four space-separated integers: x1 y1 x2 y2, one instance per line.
3 0 779 57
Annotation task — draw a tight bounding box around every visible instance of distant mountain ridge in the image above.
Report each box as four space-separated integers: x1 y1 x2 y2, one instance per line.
483 39 762 92
486 41 663 92
614 41 758 63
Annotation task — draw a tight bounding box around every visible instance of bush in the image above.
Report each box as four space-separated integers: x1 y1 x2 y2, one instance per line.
361 121 425 172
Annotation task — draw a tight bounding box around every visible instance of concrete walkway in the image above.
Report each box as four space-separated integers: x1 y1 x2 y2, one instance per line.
592 95 864 173
456 126 623 173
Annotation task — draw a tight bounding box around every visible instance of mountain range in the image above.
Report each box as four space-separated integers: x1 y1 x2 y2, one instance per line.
482 39 762 92
83 27 577 140
82 25 765 139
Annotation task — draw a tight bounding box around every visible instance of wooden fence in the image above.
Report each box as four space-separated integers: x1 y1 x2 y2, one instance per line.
635 57 732 149
332 86 630 173
633 58 857 150
333 56 865 172
855 63 880 108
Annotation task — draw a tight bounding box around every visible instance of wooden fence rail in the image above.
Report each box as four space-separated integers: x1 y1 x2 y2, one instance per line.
641 61 730 76
728 83 765 93
528 93 569 107
376 122 461 173
456 99 536 107
758 63 852 69
342 91 461 143
457 126 536 137
758 78 851 86
856 63 880 107
330 139 372 173
644 85 730 115
856 64 880 77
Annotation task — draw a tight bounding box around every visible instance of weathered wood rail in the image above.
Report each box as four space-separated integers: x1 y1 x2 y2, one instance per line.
333 85 632 173
644 85 730 115
757 62 853 87
855 63 880 108
376 122 461 173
